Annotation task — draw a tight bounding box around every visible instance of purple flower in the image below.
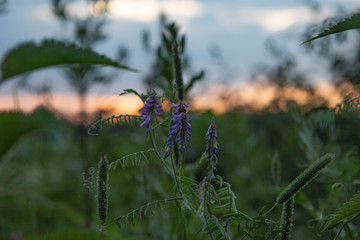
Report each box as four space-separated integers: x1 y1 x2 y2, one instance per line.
196 118 220 201
140 94 163 134
163 102 191 159
205 117 220 179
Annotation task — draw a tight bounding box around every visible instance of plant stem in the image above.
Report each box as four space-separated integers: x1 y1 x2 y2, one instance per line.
149 131 172 175
334 213 360 240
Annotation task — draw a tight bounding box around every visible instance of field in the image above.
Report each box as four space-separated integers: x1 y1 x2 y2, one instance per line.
1 1 360 239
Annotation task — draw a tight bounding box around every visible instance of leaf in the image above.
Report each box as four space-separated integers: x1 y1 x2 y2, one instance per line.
185 70 205 91
108 149 155 170
88 114 141 135
119 88 146 102
0 108 66 160
303 13 360 43
107 197 183 228
327 192 360 229
0 39 137 82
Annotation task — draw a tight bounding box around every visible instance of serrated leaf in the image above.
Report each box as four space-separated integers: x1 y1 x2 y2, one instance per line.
303 13 360 43
0 39 137 82
327 192 360 229
119 88 146 102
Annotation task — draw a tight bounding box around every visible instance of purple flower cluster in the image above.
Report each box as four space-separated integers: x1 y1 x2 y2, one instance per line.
163 102 191 159
140 94 163 135
198 118 220 201
205 117 220 174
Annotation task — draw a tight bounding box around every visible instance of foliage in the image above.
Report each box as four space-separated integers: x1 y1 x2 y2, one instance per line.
0 39 136 82
2 2 360 240
304 12 360 43
327 192 360 229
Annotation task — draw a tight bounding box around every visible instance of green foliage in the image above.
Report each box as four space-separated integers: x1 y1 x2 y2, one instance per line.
26 230 111 240
0 39 136 82
88 114 141 135
271 151 281 185
303 12 360 43
142 16 204 100
108 149 156 170
186 70 205 91
335 96 360 114
106 197 183 228
4 6 360 239
327 192 360 229
0 108 64 160
119 89 147 102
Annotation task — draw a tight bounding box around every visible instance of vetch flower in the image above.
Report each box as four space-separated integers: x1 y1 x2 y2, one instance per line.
140 94 163 134
163 102 191 158
197 118 220 201
206 117 220 170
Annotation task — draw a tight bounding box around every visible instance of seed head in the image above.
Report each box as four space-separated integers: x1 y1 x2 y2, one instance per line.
280 197 295 240
97 154 108 226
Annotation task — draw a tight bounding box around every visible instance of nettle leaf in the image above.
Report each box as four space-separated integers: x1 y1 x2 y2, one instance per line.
327 192 360 229
0 39 137 82
303 12 360 43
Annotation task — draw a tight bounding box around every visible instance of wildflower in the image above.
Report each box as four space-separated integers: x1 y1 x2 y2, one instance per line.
164 102 191 158
140 94 163 134
197 118 220 201
205 117 220 174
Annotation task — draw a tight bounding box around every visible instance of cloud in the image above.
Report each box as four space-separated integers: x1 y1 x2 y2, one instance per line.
207 4 332 32
242 7 331 32
107 0 202 22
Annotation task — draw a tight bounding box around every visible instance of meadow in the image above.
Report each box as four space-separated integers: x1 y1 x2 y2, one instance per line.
1 1 360 239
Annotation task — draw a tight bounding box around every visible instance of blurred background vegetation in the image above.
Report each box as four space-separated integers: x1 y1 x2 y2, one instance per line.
1 0 360 239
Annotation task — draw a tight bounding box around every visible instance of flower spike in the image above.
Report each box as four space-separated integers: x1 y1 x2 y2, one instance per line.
140 94 163 135
164 102 191 159
205 117 220 174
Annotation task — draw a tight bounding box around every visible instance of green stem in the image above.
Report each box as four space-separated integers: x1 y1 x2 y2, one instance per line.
149 131 172 175
264 203 278 216
204 180 215 240
334 213 360 240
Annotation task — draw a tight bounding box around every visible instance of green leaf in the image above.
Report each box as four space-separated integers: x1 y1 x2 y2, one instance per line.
0 39 137 82
119 88 146 102
303 13 360 43
199 152 206 164
327 192 360 229
185 70 205 91
0 108 65 160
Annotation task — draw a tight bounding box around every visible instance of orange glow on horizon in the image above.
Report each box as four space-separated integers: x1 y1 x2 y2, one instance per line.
0 92 144 118
0 81 357 117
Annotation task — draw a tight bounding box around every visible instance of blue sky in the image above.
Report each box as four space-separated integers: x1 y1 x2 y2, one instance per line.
0 0 358 98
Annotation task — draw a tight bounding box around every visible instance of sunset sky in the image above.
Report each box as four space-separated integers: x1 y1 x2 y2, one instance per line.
0 0 359 115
